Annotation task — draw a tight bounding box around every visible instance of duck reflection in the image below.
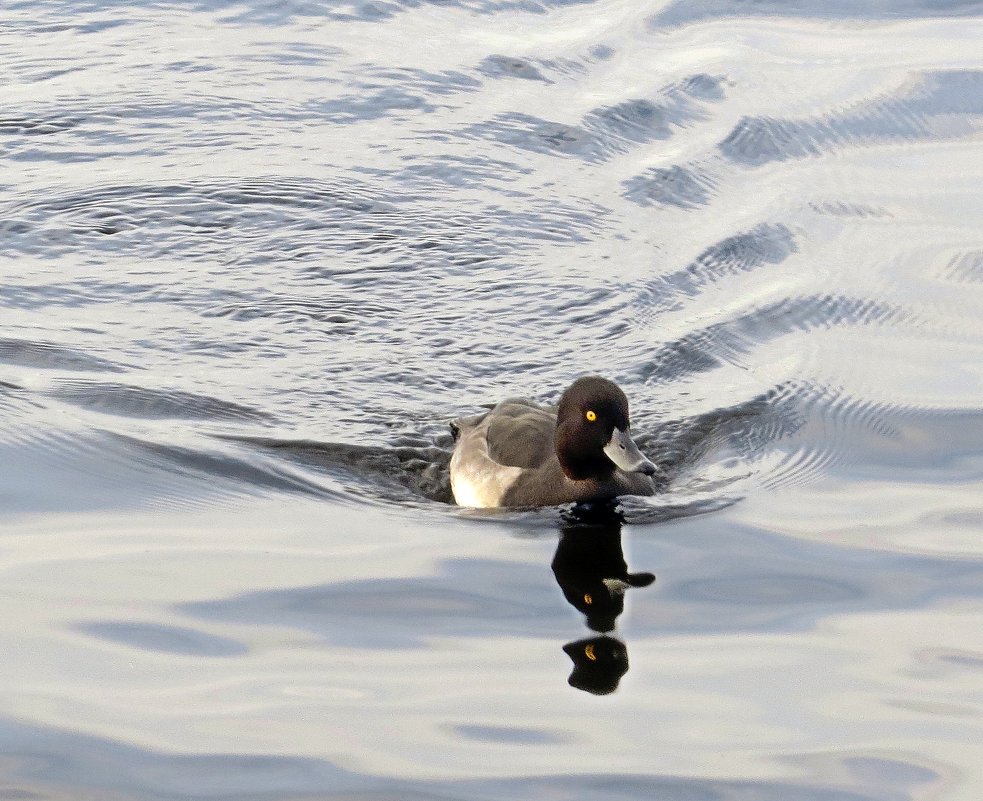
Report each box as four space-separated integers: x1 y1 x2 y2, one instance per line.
563 636 629 696
552 504 656 694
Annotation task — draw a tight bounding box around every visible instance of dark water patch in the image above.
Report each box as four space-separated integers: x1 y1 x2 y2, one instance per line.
468 113 600 160
453 725 569 745
650 0 983 27
76 622 249 657
361 66 482 97
720 70 983 166
0 379 25 394
311 86 437 123
0 337 126 373
466 75 725 162
49 380 273 422
636 223 796 318
0 116 82 135
478 55 550 82
920 648 983 670
623 163 718 208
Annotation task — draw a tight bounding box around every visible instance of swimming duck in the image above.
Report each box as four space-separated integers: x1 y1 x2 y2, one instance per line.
449 376 657 508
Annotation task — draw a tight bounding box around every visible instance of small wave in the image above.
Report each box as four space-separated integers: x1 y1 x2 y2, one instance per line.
48 380 273 423
478 55 550 83
635 222 797 319
1 174 598 275
0 115 81 135
623 164 718 209
760 382 983 489
945 250 983 284
464 75 726 163
719 70 983 166
0 337 126 373
217 434 454 505
107 432 343 502
650 0 983 28
639 294 904 382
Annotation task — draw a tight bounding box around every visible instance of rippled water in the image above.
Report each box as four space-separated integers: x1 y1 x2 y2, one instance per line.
3 0 983 798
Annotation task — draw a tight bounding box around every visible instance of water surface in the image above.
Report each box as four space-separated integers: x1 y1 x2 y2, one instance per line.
2 0 983 798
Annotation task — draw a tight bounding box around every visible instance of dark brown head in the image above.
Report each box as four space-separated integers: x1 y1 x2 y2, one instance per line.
555 376 656 481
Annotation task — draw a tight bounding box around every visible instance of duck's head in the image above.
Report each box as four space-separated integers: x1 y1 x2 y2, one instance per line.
555 376 657 481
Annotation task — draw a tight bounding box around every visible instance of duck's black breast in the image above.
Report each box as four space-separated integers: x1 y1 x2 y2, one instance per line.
500 462 654 507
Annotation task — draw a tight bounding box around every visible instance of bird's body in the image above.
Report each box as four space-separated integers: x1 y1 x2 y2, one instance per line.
449 377 656 508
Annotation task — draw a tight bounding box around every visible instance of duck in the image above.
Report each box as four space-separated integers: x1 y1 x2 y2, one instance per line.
449 376 657 508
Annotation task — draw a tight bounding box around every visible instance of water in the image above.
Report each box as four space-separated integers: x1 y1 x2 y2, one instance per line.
2 0 983 798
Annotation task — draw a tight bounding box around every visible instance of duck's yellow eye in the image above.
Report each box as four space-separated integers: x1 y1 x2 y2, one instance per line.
585 410 597 422
584 644 597 661
583 593 593 605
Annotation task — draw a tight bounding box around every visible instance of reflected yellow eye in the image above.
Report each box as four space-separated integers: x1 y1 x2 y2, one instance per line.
583 593 593 605
584 644 597 661
585 410 597 422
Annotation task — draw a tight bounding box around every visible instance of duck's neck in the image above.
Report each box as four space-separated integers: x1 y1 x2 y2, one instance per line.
556 426 615 482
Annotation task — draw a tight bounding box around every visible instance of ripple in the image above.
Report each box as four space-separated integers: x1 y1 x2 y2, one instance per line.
107 432 342 502
218 434 454 504
478 55 550 82
453 725 571 745
623 163 718 209
49 380 273 422
945 250 983 284
0 337 125 373
650 0 983 27
0 115 81 135
0 174 597 272
639 295 902 383
720 70 983 166
636 223 797 318
465 74 725 162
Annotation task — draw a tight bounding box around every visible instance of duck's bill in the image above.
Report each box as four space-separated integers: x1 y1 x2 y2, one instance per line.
603 428 658 476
